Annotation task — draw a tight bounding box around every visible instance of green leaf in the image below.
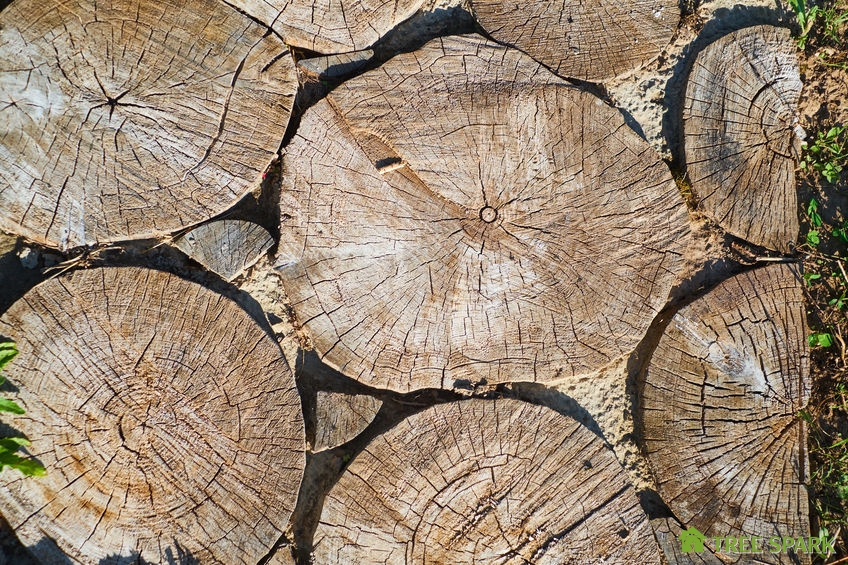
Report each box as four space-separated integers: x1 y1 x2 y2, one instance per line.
809 332 835 347
0 398 25 415
0 438 29 452
804 272 822 285
0 342 17 372
0 450 45 477
808 231 821 246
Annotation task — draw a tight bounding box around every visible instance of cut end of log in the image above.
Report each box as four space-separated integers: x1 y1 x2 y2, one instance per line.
314 398 662 563
276 34 691 392
471 0 679 80
175 219 275 281
684 25 802 252
0 267 305 564
0 0 297 249
642 264 810 556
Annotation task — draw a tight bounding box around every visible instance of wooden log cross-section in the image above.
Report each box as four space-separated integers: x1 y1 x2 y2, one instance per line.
470 0 679 81
313 398 663 563
684 25 803 252
0 267 305 565
229 0 425 53
0 0 297 250
276 34 691 393
175 219 275 282
641 264 810 563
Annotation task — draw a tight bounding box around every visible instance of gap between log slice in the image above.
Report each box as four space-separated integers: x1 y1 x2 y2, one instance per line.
313 398 662 563
175 219 274 282
641 264 810 563
683 25 803 253
0 267 305 564
275 34 691 393
470 0 679 81
0 0 297 250
228 0 424 53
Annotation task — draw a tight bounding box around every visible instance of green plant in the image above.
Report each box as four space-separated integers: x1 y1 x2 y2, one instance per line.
810 332 835 347
801 126 848 183
788 0 821 48
0 341 45 477
821 6 848 43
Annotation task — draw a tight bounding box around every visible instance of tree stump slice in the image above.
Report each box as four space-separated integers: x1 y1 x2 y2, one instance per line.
471 0 678 81
229 0 424 53
0 267 305 564
641 264 810 557
314 392 382 451
0 0 297 250
175 219 274 281
313 398 662 563
683 25 802 252
276 34 690 392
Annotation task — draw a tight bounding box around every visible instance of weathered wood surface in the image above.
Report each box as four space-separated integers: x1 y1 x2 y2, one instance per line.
0 267 305 564
276 34 690 392
471 0 679 81
684 25 802 252
651 517 725 564
641 264 810 563
314 392 382 451
229 0 424 53
0 0 297 250
313 398 662 563
175 219 274 281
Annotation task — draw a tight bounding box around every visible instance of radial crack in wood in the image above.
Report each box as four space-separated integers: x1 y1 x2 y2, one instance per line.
471 0 679 81
0 267 305 565
314 392 382 451
0 0 297 250
228 0 425 53
175 219 274 281
275 34 691 393
683 25 802 252
642 264 810 564
313 398 662 563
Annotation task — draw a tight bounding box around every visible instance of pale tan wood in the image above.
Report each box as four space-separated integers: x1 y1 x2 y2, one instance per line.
314 392 381 451
276 34 691 393
297 50 374 80
175 219 274 281
0 0 297 250
228 0 424 53
471 0 678 81
0 267 305 565
642 264 810 563
651 517 725 564
683 25 802 252
313 398 662 563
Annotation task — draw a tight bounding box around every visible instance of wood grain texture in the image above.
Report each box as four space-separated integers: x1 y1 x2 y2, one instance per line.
0 267 305 565
642 264 810 563
314 392 381 451
683 25 802 252
228 0 424 53
471 0 678 81
276 35 691 393
651 518 725 564
175 219 274 281
0 0 297 250
313 398 662 563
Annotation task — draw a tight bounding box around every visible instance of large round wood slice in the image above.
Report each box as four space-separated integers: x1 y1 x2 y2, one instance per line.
276 34 690 392
0 0 297 250
175 219 274 281
683 26 802 252
313 398 662 563
471 0 678 81
641 264 810 556
229 0 424 53
0 267 305 564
